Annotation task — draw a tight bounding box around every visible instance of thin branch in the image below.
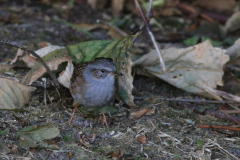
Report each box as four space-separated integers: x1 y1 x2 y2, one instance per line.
134 0 166 71
158 98 239 104
0 41 60 88
177 101 240 124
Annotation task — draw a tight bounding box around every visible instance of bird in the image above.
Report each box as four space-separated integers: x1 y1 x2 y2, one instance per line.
69 58 119 127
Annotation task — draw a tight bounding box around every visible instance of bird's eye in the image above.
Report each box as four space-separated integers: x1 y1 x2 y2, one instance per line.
101 69 105 73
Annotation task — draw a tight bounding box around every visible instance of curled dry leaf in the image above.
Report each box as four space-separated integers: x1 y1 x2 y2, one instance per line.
129 109 155 119
222 12 240 33
78 131 96 147
11 49 23 64
133 40 229 101
57 56 74 88
225 38 240 61
0 78 36 109
137 135 147 143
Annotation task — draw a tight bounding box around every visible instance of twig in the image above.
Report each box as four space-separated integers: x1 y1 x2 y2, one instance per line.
97 19 128 37
177 102 240 124
158 98 239 104
199 125 240 131
134 0 166 71
0 41 60 88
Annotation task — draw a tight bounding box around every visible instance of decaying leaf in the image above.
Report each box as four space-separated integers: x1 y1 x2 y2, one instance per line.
15 124 60 150
133 40 229 101
0 78 36 109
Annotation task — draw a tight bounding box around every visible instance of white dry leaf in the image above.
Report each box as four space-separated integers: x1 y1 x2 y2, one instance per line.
133 40 229 100
34 45 65 58
58 58 74 88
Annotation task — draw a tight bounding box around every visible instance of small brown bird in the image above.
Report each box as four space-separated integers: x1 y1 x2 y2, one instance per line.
69 58 118 127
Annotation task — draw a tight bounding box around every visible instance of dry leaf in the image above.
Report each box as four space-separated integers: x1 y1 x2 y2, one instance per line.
192 0 236 13
0 78 36 109
133 40 229 101
137 135 147 143
222 12 240 33
108 148 125 160
78 131 96 147
226 38 240 60
129 109 155 119
112 0 125 17
87 0 108 10
11 49 23 64
21 55 38 68
58 57 74 88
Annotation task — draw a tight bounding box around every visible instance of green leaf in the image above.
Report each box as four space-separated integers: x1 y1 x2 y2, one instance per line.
93 105 119 115
15 124 60 150
196 140 205 147
183 36 199 46
174 155 184 159
201 36 222 47
0 128 9 136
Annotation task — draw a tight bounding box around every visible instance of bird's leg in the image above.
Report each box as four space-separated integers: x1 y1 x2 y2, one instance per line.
68 101 79 125
101 108 109 128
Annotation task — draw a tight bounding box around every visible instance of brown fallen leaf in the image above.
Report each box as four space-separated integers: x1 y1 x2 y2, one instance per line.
11 49 24 64
137 135 147 143
106 148 125 160
129 109 155 119
192 0 236 13
112 0 125 17
222 12 240 33
87 0 108 10
0 78 36 109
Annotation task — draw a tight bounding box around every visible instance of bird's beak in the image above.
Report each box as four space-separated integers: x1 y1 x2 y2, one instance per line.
110 71 119 76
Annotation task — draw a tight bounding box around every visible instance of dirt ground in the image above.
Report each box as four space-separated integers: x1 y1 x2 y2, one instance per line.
0 0 240 160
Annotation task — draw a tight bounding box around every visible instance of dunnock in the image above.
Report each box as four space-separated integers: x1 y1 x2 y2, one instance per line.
69 58 118 127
